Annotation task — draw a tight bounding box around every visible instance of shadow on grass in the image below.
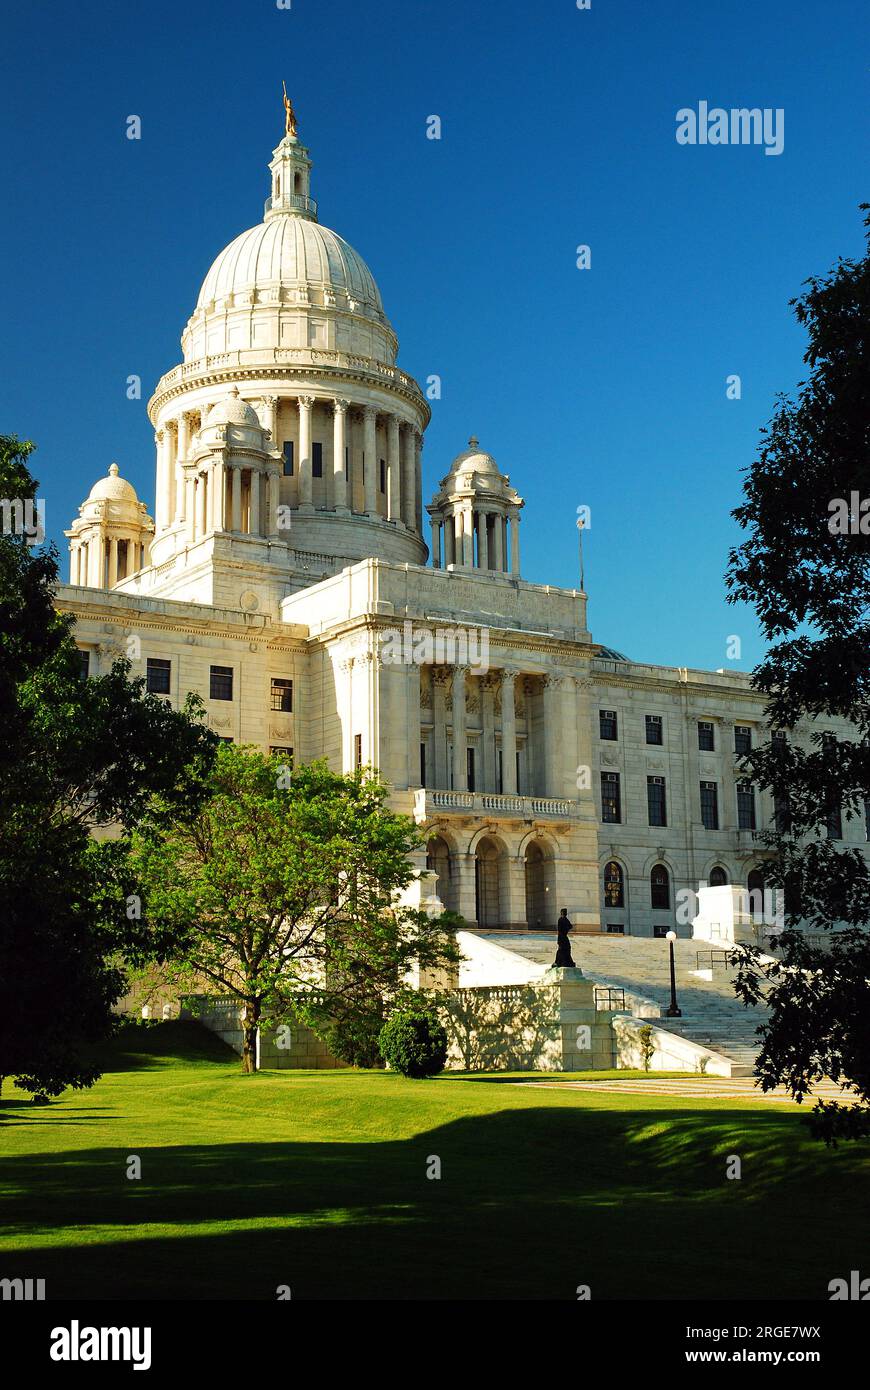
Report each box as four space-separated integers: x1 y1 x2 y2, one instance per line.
2 1103 867 1300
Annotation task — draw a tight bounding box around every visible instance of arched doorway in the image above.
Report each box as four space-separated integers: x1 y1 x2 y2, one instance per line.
426 835 457 913
747 868 765 922
709 865 728 887
524 842 549 929
475 837 502 927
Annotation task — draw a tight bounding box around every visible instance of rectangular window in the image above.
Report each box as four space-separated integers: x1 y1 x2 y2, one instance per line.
146 657 171 695
601 771 621 824
737 781 756 831
420 742 426 788
282 440 294 476
772 730 787 746
647 775 667 827
218 736 234 744
270 677 293 713
467 746 476 793
698 720 714 752
599 709 618 741
345 445 350 480
210 665 233 701
606 924 625 935
700 781 719 830
497 748 503 795
653 924 668 939
516 750 521 795
826 800 843 840
379 458 386 493
735 725 752 754
354 734 362 770
78 648 90 681
312 442 323 478
645 714 663 746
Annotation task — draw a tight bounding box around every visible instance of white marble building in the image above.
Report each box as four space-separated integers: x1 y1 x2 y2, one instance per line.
59 117 867 938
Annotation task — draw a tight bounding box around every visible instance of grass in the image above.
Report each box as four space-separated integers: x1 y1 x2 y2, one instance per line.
1 1021 867 1300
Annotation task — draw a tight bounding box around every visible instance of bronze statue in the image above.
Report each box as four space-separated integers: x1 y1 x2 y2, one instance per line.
282 81 297 139
554 908 576 967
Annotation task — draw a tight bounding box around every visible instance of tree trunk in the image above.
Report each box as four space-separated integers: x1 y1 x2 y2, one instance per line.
241 1001 260 1074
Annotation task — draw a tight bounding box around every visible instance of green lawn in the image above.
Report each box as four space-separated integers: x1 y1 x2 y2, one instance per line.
1 1021 867 1300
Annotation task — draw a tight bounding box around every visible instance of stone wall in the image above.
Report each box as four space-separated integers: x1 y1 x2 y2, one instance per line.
180 995 345 1070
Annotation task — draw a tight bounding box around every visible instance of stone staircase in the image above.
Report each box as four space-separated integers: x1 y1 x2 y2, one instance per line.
473 931 769 1076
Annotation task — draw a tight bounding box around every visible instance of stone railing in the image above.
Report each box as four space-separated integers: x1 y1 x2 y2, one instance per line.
415 789 577 820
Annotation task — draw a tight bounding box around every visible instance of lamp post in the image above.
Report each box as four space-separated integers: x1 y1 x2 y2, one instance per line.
665 929 681 1017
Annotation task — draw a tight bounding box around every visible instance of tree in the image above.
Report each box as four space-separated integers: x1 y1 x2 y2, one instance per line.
130 744 461 1072
725 207 870 1141
0 435 217 1097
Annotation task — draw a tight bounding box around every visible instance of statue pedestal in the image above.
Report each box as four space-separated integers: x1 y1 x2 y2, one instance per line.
542 966 585 982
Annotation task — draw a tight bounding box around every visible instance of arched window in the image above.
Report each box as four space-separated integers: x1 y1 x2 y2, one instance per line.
747 868 765 922
709 865 728 887
604 861 624 908
650 864 670 910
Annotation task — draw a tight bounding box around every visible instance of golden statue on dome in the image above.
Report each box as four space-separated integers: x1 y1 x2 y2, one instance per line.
282 81 297 139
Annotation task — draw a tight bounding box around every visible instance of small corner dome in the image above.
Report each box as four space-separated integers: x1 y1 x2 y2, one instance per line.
449 436 500 478
87 462 140 504
206 387 261 428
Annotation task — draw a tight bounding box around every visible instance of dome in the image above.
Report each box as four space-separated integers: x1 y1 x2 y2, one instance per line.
87 463 139 504
196 216 384 318
206 388 261 428
449 437 501 478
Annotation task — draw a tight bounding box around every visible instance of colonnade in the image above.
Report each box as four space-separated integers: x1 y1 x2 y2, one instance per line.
429 508 521 573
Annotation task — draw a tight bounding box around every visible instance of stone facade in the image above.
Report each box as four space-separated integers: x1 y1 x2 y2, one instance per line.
59 111 869 942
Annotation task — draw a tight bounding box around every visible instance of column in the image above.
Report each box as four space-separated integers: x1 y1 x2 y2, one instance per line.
231 465 242 532
462 506 474 566
89 537 104 587
154 430 168 532
108 538 119 587
481 672 497 791
332 398 349 511
175 414 189 522
414 430 423 533
478 510 489 570
197 473 208 537
452 666 468 792
185 474 196 543
363 406 377 515
70 545 80 585
250 468 261 535
407 665 421 788
164 422 177 530
510 511 521 575
298 396 314 509
267 469 281 536
432 667 450 789
387 414 401 521
261 395 279 445
430 518 441 567
501 670 517 794
493 511 504 570
212 461 225 531
402 425 416 527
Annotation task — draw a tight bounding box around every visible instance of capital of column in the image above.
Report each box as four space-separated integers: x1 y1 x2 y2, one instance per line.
333 397 350 415
363 405 377 421
298 394 315 410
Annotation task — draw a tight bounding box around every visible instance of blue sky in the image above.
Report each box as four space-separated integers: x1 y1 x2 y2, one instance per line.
1 0 865 670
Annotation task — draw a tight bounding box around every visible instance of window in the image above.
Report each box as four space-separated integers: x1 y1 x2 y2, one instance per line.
645 714 663 746
653 924 669 938
650 865 670 910
606 924 624 934
379 458 386 493
698 720 715 752
420 742 427 787
497 748 503 794
600 771 621 823
774 791 791 834
735 725 752 754
516 749 522 795
599 709 618 740
747 868 765 922
270 746 293 759
467 746 476 793
282 440 294 476
218 736 234 744
270 677 293 713
737 781 756 831
865 799 870 842
772 730 787 747
312 442 323 478
146 657 171 695
700 781 719 830
709 865 728 887
647 775 667 827
345 445 350 480
210 665 233 701
826 800 843 840
354 734 362 769
78 649 90 681
603 861 624 908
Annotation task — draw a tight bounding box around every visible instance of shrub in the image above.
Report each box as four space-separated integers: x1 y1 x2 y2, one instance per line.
378 1008 448 1079
638 1023 655 1072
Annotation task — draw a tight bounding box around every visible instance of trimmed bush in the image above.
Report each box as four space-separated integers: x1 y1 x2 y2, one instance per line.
378 1008 448 1079
325 1013 385 1069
